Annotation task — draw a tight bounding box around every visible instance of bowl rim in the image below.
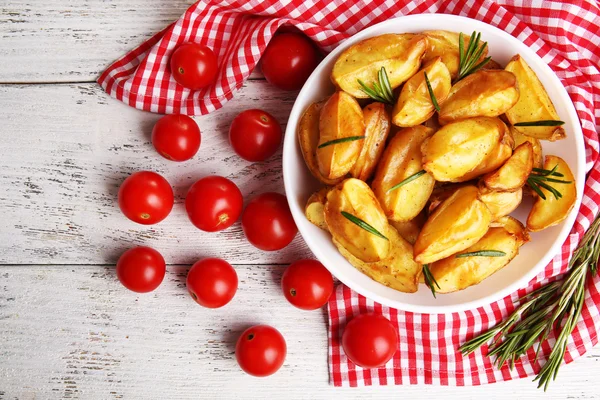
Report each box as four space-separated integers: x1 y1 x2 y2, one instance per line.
282 14 586 314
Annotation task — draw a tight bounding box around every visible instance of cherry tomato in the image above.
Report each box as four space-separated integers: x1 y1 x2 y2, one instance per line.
116 246 166 293
185 176 243 232
261 32 320 91
152 114 201 161
242 192 297 251
229 109 282 162
118 171 174 225
170 43 218 90
235 325 286 377
342 313 398 369
281 259 333 310
186 258 238 308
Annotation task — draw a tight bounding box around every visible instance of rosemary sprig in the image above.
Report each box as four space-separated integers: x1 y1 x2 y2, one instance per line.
386 170 427 193
318 136 366 149
457 31 491 82
459 216 600 391
456 250 507 258
514 120 565 127
527 165 572 200
424 71 440 112
358 67 395 105
422 264 440 298
341 211 388 240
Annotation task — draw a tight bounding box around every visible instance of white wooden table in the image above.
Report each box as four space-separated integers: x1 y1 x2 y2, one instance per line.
1 2 598 399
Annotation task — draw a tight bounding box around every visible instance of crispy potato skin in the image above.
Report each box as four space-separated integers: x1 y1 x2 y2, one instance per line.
331 34 428 98
392 57 452 127
483 142 534 191
429 225 522 293
305 188 329 230
478 186 523 221
297 101 344 185
492 216 530 246
324 178 390 262
414 185 492 264
512 127 543 168
505 55 566 141
350 103 391 181
527 155 577 232
439 70 520 125
317 92 366 179
422 30 488 80
373 125 436 221
389 211 427 245
421 117 509 182
333 226 421 293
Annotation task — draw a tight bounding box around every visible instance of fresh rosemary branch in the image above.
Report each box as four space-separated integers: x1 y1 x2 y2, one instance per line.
424 71 440 112
527 165 572 200
457 31 491 81
318 136 366 149
340 211 388 240
358 67 395 105
387 170 427 193
422 264 440 298
459 216 600 391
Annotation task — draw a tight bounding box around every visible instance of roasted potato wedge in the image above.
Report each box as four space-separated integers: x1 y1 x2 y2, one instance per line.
483 142 533 191
438 70 519 125
324 178 390 262
492 216 530 245
373 125 436 221
305 188 329 230
414 185 492 264
331 34 428 98
429 220 526 293
392 57 452 127
422 30 488 79
297 101 343 185
482 59 503 70
351 103 391 181
505 55 566 141
527 155 577 232
478 186 523 221
317 92 366 180
389 211 427 245
422 117 509 182
512 126 543 168
334 225 421 293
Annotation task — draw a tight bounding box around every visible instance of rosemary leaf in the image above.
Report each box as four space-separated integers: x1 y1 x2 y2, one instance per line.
457 31 490 81
340 211 388 240
357 67 396 105
386 170 427 193
421 264 440 298
514 120 565 127
317 136 366 149
456 250 507 258
424 71 440 112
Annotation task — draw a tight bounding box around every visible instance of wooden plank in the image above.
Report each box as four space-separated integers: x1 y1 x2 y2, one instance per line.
0 0 264 83
0 81 310 265
1 265 599 399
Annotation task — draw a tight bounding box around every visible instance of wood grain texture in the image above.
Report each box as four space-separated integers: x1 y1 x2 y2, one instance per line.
1 265 599 400
0 81 311 265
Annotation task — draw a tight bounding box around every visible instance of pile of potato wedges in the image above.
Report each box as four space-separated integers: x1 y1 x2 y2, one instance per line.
298 31 577 295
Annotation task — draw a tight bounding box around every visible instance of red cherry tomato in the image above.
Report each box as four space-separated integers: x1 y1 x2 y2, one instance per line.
170 43 218 90
281 259 333 310
185 176 243 232
186 258 238 308
118 171 174 225
152 114 201 161
116 246 166 293
229 109 282 162
235 325 286 377
261 32 320 91
242 192 297 251
342 313 398 369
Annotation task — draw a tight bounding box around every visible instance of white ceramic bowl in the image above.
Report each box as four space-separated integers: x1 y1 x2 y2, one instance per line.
283 14 585 313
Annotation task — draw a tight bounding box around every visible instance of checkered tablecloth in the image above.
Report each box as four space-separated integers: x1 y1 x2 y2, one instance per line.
98 0 600 387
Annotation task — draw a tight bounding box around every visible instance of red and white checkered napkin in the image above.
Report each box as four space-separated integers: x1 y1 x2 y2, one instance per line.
99 0 600 387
